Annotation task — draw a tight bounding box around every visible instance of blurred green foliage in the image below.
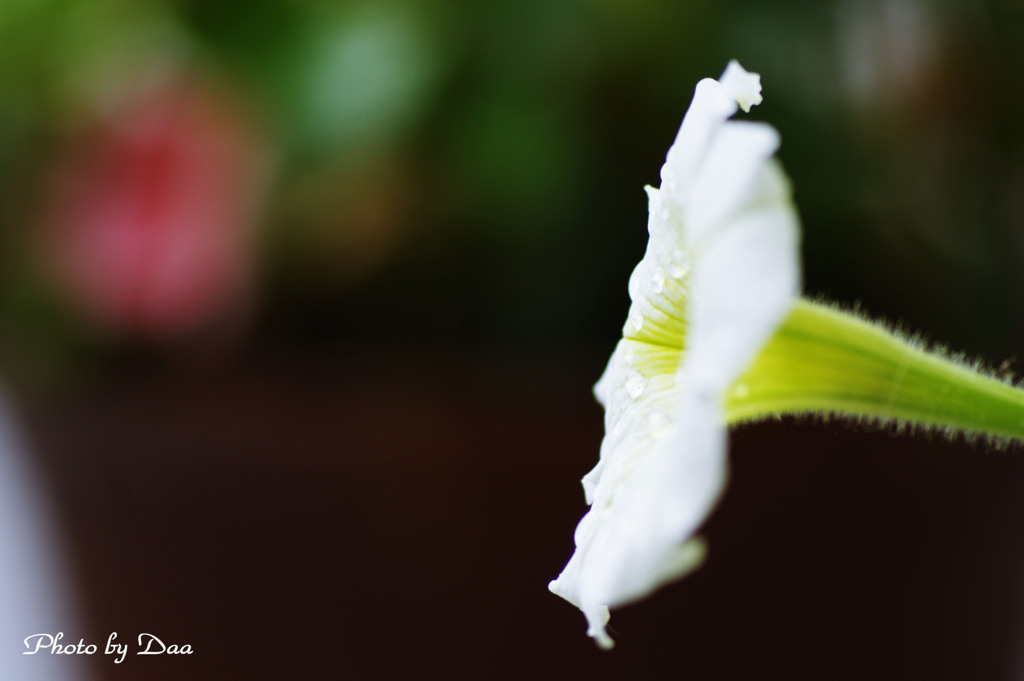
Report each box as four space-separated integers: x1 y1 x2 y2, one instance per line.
0 0 1023 383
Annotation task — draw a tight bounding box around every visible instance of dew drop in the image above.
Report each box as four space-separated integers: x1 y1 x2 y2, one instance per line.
624 371 647 399
732 383 750 398
649 272 665 294
626 309 644 333
669 249 691 279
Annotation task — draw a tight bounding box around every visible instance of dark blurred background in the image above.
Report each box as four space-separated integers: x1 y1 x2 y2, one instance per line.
3 0 1024 678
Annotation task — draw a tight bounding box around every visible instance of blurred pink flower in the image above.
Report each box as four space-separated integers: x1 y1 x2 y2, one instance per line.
44 75 266 338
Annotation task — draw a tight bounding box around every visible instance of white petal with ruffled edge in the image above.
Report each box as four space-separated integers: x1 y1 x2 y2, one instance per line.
549 61 800 648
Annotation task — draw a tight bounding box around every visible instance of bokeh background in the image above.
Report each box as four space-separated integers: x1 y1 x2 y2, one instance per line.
3 0 1024 678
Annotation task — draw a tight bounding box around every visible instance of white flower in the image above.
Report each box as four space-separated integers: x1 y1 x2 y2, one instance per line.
549 61 801 649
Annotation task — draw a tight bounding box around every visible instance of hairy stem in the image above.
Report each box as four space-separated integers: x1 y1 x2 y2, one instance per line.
725 298 1024 442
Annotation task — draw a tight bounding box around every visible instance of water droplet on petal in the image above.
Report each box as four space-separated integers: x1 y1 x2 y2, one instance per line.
669 249 690 279
732 383 750 398
626 309 644 333
624 371 647 399
649 272 665 294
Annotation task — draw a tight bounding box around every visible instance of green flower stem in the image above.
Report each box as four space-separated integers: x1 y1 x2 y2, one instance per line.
725 298 1024 441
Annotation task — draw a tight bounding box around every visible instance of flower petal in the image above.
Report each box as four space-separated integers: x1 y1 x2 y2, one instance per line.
685 158 800 393
582 393 723 606
719 59 763 113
